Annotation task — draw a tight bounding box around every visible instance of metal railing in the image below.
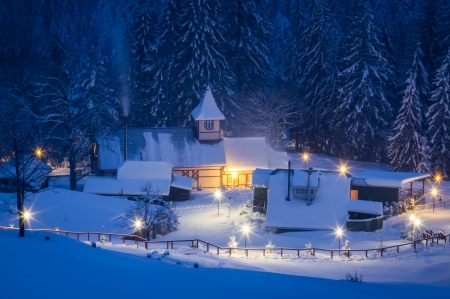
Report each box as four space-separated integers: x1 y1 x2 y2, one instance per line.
1 226 448 260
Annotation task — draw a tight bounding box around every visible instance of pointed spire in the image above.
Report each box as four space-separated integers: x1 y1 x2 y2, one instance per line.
191 86 225 121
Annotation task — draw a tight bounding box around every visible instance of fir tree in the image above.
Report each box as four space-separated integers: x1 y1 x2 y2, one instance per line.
146 0 183 127
131 4 159 127
389 46 430 173
334 0 393 161
297 0 333 153
225 0 271 94
174 0 232 126
426 47 450 179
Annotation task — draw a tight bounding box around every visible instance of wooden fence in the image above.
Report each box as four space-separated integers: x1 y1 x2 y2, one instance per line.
1 226 448 260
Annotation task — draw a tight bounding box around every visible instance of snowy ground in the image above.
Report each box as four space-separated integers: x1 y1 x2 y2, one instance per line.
1 152 449 297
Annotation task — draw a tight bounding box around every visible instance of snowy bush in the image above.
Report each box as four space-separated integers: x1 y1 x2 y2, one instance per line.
305 241 313 255
342 240 351 257
116 181 179 240
265 239 275 254
376 236 386 256
227 235 238 253
346 270 363 282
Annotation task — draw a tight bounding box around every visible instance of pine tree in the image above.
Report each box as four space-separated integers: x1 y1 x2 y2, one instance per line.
174 0 232 126
389 46 430 173
131 4 159 127
145 0 183 127
419 0 439 85
225 0 271 94
426 47 450 179
297 0 333 153
334 0 393 161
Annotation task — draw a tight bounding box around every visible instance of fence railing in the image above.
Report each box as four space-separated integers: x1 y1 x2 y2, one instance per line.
1 226 448 260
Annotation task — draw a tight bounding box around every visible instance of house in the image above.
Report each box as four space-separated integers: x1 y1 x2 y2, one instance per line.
95 87 287 190
252 168 383 232
350 171 430 204
83 161 195 201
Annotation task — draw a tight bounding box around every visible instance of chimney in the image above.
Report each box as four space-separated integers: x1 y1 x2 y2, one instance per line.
285 160 291 201
306 168 313 205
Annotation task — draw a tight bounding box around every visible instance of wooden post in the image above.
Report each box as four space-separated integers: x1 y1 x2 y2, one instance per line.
281 249 283 257
263 249 265 257
312 249 315 257
166 242 169 249
77 234 79 241
381 249 383 257
217 247 219 255
365 250 368 258
88 233 90 242
245 249 248 257
297 250 300 257
426 238 428 246
207 243 209 252
397 246 399 253
109 234 111 243
331 251 333 259
145 242 148 250
171 241 174 249
123 236 125 244
98 234 100 242
410 181 413 197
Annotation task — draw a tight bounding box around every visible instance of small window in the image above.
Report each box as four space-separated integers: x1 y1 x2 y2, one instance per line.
295 188 307 194
204 120 214 130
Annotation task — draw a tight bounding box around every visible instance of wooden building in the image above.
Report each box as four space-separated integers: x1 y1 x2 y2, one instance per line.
96 87 287 191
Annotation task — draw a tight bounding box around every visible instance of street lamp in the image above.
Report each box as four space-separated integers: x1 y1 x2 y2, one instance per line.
134 218 143 249
339 165 346 174
215 191 222 215
431 187 438 212
303 153 309 170
335 227 343 255
35 148 43 159
242 225 250 248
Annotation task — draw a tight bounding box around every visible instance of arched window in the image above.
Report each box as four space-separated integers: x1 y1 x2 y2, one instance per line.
204 120 214 130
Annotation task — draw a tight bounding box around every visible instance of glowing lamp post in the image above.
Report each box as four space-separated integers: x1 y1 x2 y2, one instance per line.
215 191 222 215
431 188 438 212
35 148 42 159
243 225 250 248
134 219 142 249
339 165 346 174
335 227 343 255
303 153 309 170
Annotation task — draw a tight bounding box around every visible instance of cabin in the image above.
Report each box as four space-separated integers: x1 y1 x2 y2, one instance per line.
350 171 430 205
95 87 287 190
252 169 383 232
83 161 194 201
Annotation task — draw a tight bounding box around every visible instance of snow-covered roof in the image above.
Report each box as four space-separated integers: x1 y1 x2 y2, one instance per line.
191 87 225 121
351 171 430 188
292 170 320 187
251 168 273 188
84 161 173 196
98 128 226 170
171 174 195 191
0 157 52 189
267 145 288 169
224 137 269 171
117 161 172 180
265 171 351 230
347 200 383 216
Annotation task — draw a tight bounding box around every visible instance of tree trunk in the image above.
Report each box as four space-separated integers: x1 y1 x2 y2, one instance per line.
16 190 25 237
69 155 77 190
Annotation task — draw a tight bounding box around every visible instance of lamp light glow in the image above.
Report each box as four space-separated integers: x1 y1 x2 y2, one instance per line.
134 219 142 229
340 166 346 174
232 172 237 179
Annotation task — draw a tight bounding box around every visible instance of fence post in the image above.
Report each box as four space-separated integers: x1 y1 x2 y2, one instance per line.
145 241 148 250
217 247 219 255
381 249 383 257
331 251 333 259
397 246 399 254
109 234 111 243
263 249 265 257
171 241 174 249
414 241 416 251
77 233 79 241
312 249 315 257
123 235 125 244
365 250 368 258
88 233 90 242
297 250 300 258
426 238 428 246
207 243 209 252
98 234 100 242
245 249 248 257
166 242 169 249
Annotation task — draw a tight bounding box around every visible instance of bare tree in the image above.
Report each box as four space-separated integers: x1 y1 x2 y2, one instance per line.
116 182 179 240
239 88 300 147
0 71 51 237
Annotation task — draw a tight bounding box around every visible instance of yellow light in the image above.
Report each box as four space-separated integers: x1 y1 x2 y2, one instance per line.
303 153 309 161
232 172 237 179
340 166 346 174
35 148 42 158
431 188 438 196
435 175 441 182
215 191 221 199
134 219 142 229
414 219 421 227
23 211 30 220
409 214 415 222
243 225 250 234
335 228 343 236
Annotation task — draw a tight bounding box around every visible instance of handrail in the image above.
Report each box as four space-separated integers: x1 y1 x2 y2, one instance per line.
1 226 448 259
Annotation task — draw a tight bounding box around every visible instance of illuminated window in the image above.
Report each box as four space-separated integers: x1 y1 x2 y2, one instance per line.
204 120 214 130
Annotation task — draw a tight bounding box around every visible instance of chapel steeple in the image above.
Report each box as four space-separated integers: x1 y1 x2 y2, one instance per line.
191 86 225 142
